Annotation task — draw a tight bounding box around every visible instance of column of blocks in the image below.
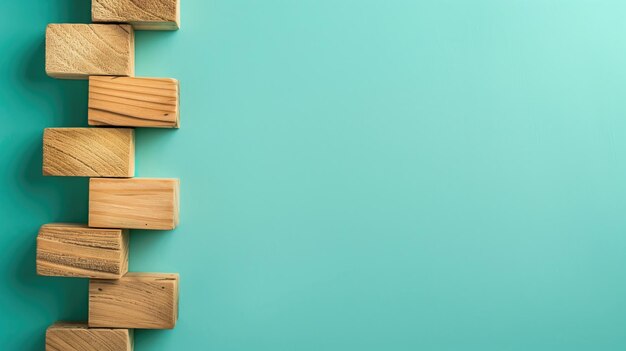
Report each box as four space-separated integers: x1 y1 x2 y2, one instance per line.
37 224 129 279
89 76 180 128
46 322 132 351
46 24 134 79
43 128 134 177
89 273 179 329
89 178 180 230
42 0 181 348
92 0 180 30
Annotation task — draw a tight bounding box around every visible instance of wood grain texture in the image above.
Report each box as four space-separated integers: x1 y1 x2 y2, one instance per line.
43 128 134 177
89 178 179 230
46 24 134 79
92 0 180 30
37 224 129 279
89 76 179 128
46 322 132 351
89 273 179 329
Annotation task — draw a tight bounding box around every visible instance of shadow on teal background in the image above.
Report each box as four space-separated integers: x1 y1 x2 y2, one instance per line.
3 0 626 350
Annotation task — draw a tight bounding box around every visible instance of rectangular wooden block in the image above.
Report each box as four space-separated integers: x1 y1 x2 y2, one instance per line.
43 128 135 177
37 224 129 279
92 0 180 30
46 24 134 79
46 322 132 351
89 273 179 329
89 76 180 128
89 178 179 230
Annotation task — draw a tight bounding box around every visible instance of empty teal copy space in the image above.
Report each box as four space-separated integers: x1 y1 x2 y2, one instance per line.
3 0 626 350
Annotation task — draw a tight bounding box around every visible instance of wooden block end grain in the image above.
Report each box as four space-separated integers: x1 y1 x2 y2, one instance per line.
37 223 129 279
46 322 132 351
46 24 134 79
89 178 180 230
43 128 135 177
89 76 180 128
92 0 180 30
89 273 179 329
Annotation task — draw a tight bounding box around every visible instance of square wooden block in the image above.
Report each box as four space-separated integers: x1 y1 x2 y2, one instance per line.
89 76 180 128
43 128 135 177
46 322 132 351
92 0 180 30
46 24 134 79
89 273 179 329
89 178 179 230
37 224 129 279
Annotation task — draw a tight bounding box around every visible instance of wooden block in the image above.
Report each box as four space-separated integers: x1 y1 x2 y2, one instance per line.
92 0 180 30
43 128 135 177
37 224 129 279
46 322 132 351
89 76 180 128
46 24 134 79
89 273 179 329
89 178 179 230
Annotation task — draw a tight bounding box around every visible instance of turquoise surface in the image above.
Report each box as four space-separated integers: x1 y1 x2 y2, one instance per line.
3 0 626 350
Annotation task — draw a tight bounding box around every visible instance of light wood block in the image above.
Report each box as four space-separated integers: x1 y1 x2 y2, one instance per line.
89 178 179 230
92 0 180 30
43 128 134 177
46 24 134 79
89 76 180 128
89 273 179 329
37 224 129 279
46 322 132 351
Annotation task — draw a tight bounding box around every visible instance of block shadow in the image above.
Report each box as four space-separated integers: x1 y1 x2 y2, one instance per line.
16 37 88 127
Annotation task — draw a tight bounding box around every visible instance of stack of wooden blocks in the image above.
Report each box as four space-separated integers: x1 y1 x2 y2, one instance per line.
39 1 181 350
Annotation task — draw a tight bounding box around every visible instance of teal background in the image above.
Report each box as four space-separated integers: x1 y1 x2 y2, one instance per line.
2 0 626 350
